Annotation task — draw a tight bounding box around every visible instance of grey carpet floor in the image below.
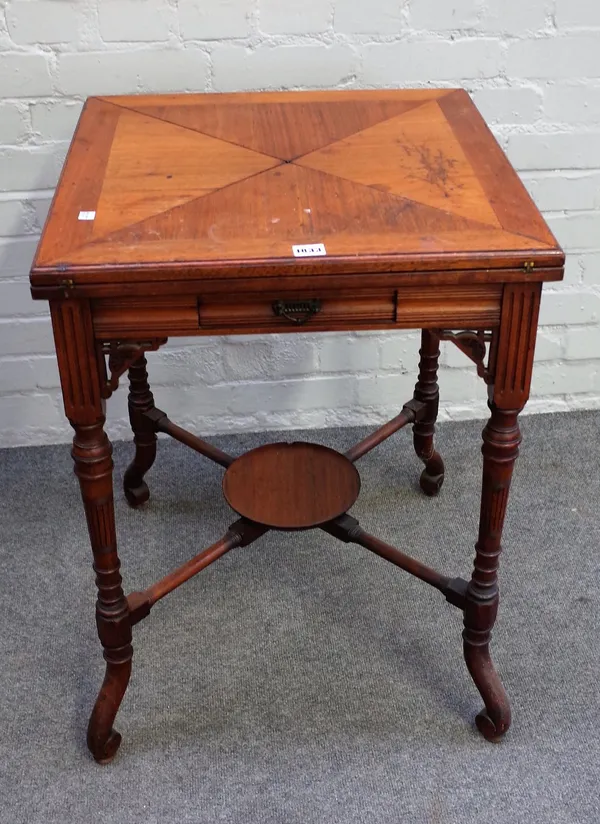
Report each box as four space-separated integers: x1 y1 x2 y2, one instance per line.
1 411 599 824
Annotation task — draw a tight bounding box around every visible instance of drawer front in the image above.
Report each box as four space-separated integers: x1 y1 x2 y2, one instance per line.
199 291 395 331
395 284 502 327
92 284 502 338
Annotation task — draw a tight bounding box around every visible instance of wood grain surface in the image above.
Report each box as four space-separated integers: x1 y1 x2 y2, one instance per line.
31 88 563 292
222 442 361 529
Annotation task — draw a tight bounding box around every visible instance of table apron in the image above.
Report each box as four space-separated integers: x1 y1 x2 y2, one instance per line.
91 284 503 339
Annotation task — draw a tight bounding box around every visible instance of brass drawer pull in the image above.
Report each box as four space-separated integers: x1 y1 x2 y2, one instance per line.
272 299 321 325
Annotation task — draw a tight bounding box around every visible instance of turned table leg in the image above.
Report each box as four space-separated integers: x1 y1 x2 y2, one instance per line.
123 355 157 507
463 282 542 741
72 421 132 763
51 300 133 763
413 329 445 495
463 403 520 740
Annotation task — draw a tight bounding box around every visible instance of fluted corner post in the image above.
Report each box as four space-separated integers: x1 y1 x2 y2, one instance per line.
463 283 542 742
413 329 445 495
123 355 157 507
50 300 132 764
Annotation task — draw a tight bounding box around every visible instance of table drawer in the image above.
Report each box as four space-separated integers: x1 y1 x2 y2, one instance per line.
92 284 502 338
394 285 502 327
198 291 395 331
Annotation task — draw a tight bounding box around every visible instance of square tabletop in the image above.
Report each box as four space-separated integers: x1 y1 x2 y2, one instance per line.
30 89 563 289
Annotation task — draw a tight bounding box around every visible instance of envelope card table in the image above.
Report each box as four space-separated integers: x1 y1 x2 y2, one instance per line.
29 89 564 762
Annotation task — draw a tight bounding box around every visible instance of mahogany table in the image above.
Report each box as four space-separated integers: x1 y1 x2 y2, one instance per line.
30 89 564 763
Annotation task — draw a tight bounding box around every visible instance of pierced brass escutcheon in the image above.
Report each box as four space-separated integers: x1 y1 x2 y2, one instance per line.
272 299 322 324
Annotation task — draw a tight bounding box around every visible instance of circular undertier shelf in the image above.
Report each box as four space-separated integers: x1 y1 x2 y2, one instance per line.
223 441 361 530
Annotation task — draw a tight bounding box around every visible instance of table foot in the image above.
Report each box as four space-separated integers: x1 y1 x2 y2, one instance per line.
419 452 445 496
475 710 509 743
87 658 131 764
123 477 150 508
89 728 122 765
464 642 511 742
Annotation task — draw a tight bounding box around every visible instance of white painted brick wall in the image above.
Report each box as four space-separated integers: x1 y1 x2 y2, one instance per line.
212 44 357 91
99 2 174 43
1 0 599 448
471 87 543 124
6 1 81 45
260 0 331 35
556 0 600 29
0 101 28 142
334 0 406 34
0 53 53 96
544 84 600 124
505 132 600 170
57 48 211 96
410 0 480 32
522 172 600 212
30 101 84 141
179 0 252 40
477 0 550 35
362 40 503 84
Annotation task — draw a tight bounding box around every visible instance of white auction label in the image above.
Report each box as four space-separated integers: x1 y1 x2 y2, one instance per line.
292 243 326 258
78 211 96 221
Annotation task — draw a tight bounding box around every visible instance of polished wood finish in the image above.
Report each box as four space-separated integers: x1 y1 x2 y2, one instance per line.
51 299 134 763
120 91 444 161
322 515 468 609
297 100 503 226
223 442 361 530
437 92 556 247
461 280 542 740
94 111 279 238
127 518 268 625
31 89 564 761
123 355 157 506
464 404 519 740
91 282 503 339
345 398 425 463
72 419 132 765
413 330 445 495
153 410 234 468
31 88 562 290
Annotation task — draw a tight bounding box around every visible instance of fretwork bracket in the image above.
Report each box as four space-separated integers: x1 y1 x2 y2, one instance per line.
435 329 497 385
97 338 167 399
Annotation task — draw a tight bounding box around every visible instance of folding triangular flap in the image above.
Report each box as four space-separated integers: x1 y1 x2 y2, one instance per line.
119 98 437 161
297 101 502 228
93 163 511 255
92 111 281 238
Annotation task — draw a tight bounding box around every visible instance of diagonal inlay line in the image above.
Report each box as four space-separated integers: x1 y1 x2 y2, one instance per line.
282 96 440 163
296 102 503 228
289 163 520 234
91 106 283 239
62 151 555 266
65 160 556 265
85 158 288 245
99 96 283 164
438 90 558 246
104 96 443 161
88 152 286 245
90 161 505 253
